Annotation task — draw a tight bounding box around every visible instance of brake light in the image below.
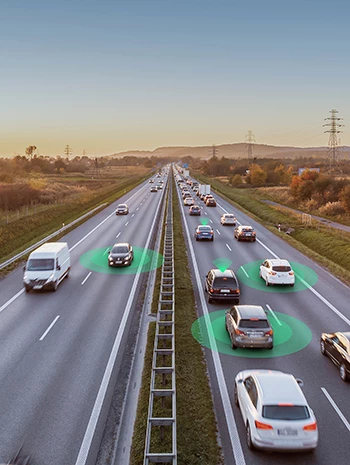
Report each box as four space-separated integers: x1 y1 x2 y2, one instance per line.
303 422 317 431
278 403 294 406
269 271 277 275
289 271 294 276
210 288 220 294
230 289 239 294
255 420 273 430
265 329 273 336
235 329 246 335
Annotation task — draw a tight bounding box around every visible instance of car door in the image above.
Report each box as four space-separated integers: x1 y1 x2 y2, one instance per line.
327 335 341 364
228 307 238 341
260 261 268 280
334 335 349 367
240 376 258 425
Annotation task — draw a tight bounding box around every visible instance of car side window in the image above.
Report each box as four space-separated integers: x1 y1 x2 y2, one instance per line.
337 336 347 352
230 307 238 324
244 377 258 408
331 336 339 344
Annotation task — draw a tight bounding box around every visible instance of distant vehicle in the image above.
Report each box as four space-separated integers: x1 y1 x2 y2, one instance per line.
203 194 213 203
199 184 211 197
205 269 240 303
108 242 134 267
148 179 154 183
150 186 158 192
234 370 318 452
189 205 201 216
115 203 129 215
234 225 256 242
320 331 350 381
194 225 214 241
226 305 273 349
23 242 71 292
206 197 216 207
221 213 237 226
184 197 194 206
259 259 295 286
156 184 163 190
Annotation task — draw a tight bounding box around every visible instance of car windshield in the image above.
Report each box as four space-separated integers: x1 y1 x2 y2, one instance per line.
27 258 54 271
262 405 310 420
118 205 126 209
112 246 129 254
225 214 234 218
272 266 291 272
213 277 236 287
239 319 269 328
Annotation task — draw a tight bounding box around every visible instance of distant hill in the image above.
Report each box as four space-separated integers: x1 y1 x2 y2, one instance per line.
110 143 350 160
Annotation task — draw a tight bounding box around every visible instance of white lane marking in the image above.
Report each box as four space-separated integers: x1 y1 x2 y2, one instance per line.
226 243 232 252
39 315 60 341
116 232 121 239
209 219 213 223
321 387 350 432
103 247 109 256
216 229 221 235
204 211 207 215
0 289 25 313
125 222 129 226
136 207 139 211
240 267 249 278
265 304 282 326
81 272 92 285
131 214 135 217
178 189 246 465
74 189 164 465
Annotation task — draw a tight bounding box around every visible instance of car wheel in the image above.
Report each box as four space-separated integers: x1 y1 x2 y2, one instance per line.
290 283 295 287
208 295 213 304
320 340 326 355
340 364 348 381
265 278 269 286
268 344 274 350
259 270 263 279
52 281 58 292
211 237 214 241
195 237 198 241
24 285 30 293
231 339 237 350
246 423 255 450
234 384 239 407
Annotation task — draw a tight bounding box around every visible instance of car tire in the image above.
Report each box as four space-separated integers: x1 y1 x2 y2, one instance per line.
234 384 239 407
320 340 326 355
24 285 30 293
246 423 255 450
268 344 274 350
208 295 213 304
52 281 58 292
231 339 237 350
265 278 269 286
211 237 214 242
195 237 198 241
340 364 348 381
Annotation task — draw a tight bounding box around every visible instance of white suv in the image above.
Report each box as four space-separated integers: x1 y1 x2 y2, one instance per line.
259 259 295 286
234 370 318 452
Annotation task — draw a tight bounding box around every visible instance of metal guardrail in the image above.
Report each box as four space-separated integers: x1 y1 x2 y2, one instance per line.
144 176 177 464
0 203 107 271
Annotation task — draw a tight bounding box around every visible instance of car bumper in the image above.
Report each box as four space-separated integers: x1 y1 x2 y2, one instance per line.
234 336 273 349
196 236 213 240
268 277 295 285
109 260 132 266
252 435 318 451
209 293 240 301
238 236 256 241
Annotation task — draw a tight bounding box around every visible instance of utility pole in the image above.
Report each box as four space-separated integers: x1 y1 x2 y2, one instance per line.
323 109 344 173
64 144 72 160
245 130 255 162
209 144 218 158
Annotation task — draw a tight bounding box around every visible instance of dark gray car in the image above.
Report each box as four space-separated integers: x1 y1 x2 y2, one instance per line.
108 242 134 267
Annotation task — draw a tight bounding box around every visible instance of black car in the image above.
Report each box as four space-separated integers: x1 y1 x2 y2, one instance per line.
108 242 134 267
320 332 350 381
205 269 240 303
115 203 129 215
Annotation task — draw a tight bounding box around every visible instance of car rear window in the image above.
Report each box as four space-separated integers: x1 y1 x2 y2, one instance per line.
213 277 237 287
239 319 269 328
272 266 291 272
199 226 211 231
262 405 310 420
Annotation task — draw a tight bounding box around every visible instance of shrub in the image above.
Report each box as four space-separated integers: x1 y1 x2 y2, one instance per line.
319 201 346 216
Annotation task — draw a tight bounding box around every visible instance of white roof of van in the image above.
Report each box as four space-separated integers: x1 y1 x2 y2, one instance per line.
31 242 68 254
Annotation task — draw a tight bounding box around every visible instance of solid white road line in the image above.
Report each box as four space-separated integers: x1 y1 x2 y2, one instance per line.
81 272 92 285
216 229 221 235
116 232 121 239
0 289 25 313
240 267 249 278
103 248 109 256
226 243 232 251
39 315 60 341
321 387 350 432
74 189 164 465
265 304 282 326
178 188 246 465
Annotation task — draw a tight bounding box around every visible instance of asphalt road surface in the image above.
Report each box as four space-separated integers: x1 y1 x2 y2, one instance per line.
0 174 167 465
176 173 350 465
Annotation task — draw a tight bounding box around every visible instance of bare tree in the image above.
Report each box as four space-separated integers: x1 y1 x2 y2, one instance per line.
25 145 37 160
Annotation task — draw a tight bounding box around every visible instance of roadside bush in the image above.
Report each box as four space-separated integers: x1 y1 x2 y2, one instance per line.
319 201 346 216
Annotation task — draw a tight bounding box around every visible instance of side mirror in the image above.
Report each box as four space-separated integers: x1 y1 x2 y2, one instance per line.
57 265 61 271
237 379 243 384
295 378 304 387
23 266 26 272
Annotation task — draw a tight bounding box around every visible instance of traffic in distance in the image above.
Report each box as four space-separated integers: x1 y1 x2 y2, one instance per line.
175 166 350 461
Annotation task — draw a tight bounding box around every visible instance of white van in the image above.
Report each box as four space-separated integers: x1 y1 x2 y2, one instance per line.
23 242 71 292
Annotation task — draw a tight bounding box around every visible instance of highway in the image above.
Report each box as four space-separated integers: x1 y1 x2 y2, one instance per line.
176 172 350 465
0 174 167 465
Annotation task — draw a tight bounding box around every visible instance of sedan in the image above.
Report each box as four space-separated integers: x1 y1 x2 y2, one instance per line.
234 370 318 452
259 259 295 287
194 225 214 241
150 186 158 192
189 205 201 216
115 203 129 215
184 197 194 206
320 332 350 381
206 198 216 207
108 243 134 267
234 225 256 241
221 213 237 226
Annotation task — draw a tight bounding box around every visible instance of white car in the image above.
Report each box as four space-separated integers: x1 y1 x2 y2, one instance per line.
220 213 237 226
234 370 318 452
184 197 194 206
259 259 295 286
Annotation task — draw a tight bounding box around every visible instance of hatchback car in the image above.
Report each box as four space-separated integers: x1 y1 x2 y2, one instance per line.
320 331 350 381
108 242 134 267
221 213 237 226
194 225 214 241
234 370 318 452
184 197 194 206
205 269 240 303
206 197 217 207
225 305 273 349
234 225 256 242
260 259 295 286
189 205 201 216
115 203 129 215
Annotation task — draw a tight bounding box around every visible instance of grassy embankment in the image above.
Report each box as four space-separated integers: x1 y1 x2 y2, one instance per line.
194 173 350 284
130 178 223 465
0 168 151 266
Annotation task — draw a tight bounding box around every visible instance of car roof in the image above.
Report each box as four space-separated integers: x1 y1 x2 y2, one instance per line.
234 305 267 319
223 213 234 217
113 242 130 247
266 259 291 266
253 372 307 405
239 225 253 229
117 203 127 207
210 269 235 278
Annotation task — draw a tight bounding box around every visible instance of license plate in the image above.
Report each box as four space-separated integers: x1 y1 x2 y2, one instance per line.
220 289 229 293
33 285 41 289
249 333 262 338
278 429 298 436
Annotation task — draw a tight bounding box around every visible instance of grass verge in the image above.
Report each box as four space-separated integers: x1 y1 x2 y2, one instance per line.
130 177 223 465
194 173 350 284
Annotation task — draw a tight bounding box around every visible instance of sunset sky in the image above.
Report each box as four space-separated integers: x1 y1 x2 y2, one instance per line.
1 0 349 157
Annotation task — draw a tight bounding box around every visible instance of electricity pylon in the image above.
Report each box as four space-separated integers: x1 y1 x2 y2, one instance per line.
245 130 255 162
323 109 344 173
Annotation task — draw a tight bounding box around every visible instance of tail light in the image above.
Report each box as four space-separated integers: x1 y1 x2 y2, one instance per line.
210 231 213 235
230 289 240 294
235 329 246 335
255 420 273 430
264 329 273 336
210 288 220 294
289 271 294 276
303 422 317 431
269 271 277 275
252 231 256 236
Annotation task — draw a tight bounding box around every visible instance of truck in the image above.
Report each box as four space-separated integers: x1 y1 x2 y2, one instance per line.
23 242 71 292
183 169 189 179
198 184 211 197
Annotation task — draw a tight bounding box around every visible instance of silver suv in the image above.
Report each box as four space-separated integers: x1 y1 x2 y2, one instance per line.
225 305 273 349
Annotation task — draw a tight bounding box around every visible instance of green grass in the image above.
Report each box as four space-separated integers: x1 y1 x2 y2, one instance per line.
194 172 350 284
130 177 223 465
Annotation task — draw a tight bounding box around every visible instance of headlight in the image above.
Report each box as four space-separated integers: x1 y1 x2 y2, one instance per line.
46 274 54 283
